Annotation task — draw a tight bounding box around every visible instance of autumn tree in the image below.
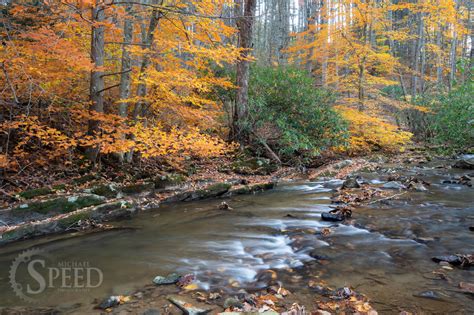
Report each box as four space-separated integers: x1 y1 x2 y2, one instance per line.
0 0 242 170
232 0 257 144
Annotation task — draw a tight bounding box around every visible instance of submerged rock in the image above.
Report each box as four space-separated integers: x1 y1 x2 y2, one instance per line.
382 181 406 190
459 282 474 294
153 273 181 285
168 296 211 315
414 291 443 301
341 178 360 189
432 254 473 267
432 255 463 265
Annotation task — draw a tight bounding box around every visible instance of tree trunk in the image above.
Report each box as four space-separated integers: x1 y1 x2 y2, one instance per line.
87 0 106 163
118 3 133 118
436 26 443 89
449 31 457 91
411 13 423 99
133 7 162 119
233 0 257 144
116 3 134 163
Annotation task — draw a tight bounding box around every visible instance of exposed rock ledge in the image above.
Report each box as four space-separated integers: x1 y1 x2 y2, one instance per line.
0 181 276 246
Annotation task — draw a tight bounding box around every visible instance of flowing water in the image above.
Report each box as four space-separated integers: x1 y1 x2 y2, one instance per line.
0 159 473 314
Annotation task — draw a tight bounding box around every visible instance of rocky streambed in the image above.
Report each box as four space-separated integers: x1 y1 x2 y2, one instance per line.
0 154 473 314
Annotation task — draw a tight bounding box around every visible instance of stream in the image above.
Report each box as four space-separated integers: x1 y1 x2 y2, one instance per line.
0 158 473 314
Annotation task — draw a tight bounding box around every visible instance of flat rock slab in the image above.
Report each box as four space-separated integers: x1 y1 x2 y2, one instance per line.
167 296 212 315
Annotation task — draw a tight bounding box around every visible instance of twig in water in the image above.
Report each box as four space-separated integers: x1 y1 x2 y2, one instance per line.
367 191 407 205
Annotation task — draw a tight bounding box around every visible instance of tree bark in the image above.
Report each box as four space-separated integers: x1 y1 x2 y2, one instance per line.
118 3 133 118
233 0 257 144
87 0 106 163
116 3 134 163
133 7 162 119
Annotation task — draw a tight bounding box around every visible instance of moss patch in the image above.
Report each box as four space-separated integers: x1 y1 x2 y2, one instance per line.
18 187 54 199
90 184 117 198
58 212 91 228
12 195 105 215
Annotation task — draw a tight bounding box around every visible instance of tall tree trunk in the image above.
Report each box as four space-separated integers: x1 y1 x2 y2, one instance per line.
436 26 443 89
321 0 328 87
233 0 257 144
117 3 134 163
119 3 133 118
419 16 426 95
411 13 423 99
133 7 162 119
87 0 105 163
448 0 460 91
449 30 457 91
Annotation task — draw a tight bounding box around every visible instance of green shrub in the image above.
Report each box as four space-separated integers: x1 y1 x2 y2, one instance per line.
430 82 473 148
404 80 473 149
244 66 347 161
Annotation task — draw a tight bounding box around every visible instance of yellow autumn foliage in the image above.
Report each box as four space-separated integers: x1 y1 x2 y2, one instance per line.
336 106 413 154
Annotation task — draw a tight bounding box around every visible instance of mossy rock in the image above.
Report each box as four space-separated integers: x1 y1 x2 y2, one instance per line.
227 186 252 195
248 182 276 192
224 182 276 197
1 229 19 242
18 187 54 199
58 212 92 228
188 182 232 200
231 157 277 175
12 195 105 215
121 182 154 194
89 184 118 198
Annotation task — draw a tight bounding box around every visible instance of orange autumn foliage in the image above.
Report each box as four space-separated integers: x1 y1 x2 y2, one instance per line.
0 0 240 169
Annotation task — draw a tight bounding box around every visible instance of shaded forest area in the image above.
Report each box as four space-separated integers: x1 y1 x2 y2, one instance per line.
0 0 472 198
